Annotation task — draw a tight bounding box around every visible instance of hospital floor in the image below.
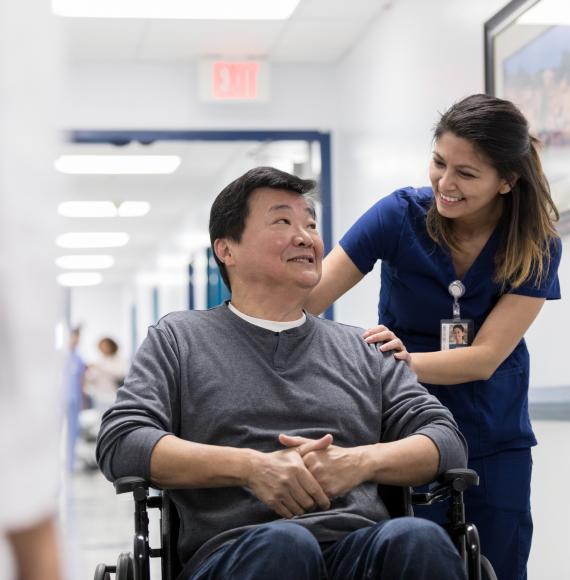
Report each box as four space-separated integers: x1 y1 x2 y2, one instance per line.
59 421 570 580
61 468 162 579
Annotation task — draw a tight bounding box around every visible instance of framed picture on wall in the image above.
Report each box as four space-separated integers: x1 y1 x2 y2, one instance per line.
485 0 570 233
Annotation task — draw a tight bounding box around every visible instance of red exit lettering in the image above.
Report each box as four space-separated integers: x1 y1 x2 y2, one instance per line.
212 61 260 100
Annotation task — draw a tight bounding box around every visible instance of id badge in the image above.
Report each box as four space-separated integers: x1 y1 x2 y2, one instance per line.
440 318 474 350
441 280 474 350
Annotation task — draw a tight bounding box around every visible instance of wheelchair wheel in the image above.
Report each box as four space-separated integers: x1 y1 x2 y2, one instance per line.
116 552 134 580
481 555 498 580
94 563 111 580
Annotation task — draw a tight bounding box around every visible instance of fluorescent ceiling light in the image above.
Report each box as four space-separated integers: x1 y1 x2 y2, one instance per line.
52 0 300 20
118 201 151 217
54 155 181 175
58 201 117 217
518 0 570 24
56 255 115 269
57 272 103 287
58 200 151 217
56 232 129 248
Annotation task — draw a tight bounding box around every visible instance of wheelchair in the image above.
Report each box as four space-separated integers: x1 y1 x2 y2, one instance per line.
94 468 496 580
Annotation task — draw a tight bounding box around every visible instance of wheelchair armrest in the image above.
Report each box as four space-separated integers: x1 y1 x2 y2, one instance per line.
114 476 150 495
412 468 479 506
438 468 479 492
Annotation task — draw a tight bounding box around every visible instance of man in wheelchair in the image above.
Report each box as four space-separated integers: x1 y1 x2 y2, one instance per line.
97 167 469 580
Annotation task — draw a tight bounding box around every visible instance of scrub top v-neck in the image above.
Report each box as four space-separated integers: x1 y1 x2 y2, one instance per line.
340 187 562 458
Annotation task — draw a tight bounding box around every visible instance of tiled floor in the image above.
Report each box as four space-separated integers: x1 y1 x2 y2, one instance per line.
61 469 161 579
62 470 132 578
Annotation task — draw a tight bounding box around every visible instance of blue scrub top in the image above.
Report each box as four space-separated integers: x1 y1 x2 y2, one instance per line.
340 187 562 458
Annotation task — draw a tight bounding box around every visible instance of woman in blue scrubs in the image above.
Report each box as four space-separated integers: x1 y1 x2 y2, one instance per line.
306 94 561 580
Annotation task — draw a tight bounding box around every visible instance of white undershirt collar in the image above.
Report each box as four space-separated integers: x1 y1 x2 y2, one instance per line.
228 302 306 332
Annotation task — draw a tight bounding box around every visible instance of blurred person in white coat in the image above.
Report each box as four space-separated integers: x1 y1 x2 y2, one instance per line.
0 198 63 578
0 1 64 578
85 337 129 413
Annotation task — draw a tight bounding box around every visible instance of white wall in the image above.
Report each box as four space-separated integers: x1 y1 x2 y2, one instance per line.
525 244 569 388
529 420 570 580
63 62 335 129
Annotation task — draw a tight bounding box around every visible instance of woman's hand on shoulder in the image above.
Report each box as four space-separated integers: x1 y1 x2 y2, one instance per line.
362 325 411 365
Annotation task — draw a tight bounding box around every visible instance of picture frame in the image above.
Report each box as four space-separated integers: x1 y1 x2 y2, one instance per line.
485 0 570 234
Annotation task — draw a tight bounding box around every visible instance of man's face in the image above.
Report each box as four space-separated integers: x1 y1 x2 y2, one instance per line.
221 187 324 295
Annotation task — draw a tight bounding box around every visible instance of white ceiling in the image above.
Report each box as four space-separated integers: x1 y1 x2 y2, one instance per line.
59 0 390 63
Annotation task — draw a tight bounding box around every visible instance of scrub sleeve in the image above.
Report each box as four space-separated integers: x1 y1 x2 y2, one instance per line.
340 187 562 580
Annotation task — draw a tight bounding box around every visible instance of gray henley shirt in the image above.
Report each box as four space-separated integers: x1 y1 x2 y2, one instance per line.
96 304 467 575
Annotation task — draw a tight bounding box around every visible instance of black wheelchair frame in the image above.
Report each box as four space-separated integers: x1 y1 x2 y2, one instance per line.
94 468 496 580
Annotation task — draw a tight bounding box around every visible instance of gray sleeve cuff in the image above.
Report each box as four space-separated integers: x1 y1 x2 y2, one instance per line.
107 426 172 482
414 424 468 476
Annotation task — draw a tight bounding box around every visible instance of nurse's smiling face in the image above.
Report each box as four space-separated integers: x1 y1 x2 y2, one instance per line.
429 131 512 227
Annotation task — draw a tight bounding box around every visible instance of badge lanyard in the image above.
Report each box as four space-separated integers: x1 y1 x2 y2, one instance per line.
440 280 474 351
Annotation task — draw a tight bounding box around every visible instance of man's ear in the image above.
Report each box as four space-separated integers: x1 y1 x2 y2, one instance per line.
213 238 235 266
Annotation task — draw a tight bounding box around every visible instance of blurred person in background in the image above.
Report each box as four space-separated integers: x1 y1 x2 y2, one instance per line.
85 337 129 413
0 288 63 580
64 326 86 474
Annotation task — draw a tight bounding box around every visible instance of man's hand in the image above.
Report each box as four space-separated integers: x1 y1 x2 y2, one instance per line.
279 434 367 499
246 434 333 519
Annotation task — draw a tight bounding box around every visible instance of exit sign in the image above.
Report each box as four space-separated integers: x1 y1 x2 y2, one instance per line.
199 59 270 102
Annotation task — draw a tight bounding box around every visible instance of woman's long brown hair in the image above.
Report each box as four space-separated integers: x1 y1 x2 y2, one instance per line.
427 94 559 290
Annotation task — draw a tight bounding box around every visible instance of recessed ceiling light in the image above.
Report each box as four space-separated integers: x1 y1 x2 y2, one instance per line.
56 232 129 248
54 155 181 175
52 0 300 20
118 201 151 217
56 255 115 269
57 272 103 287
58 201 118 218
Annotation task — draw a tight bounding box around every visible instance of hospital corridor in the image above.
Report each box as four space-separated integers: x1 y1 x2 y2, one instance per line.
1 1 569 579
